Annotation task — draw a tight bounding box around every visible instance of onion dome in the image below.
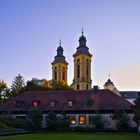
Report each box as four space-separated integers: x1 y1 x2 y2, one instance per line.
104 79 114 86
73 29 92 57
51 40 68 65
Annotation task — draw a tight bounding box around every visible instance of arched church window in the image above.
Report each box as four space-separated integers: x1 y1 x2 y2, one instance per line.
77 59 80 79
54 66 57 80
62 67 65 81
32 100 40 108
86 84 88 90
77 84 80 90
86 59 89 79
77 59 80 63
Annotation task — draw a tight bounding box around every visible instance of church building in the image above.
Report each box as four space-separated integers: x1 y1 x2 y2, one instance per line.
72 29 92 90
51 29 92 90
0 30 137 129
51 40 68 84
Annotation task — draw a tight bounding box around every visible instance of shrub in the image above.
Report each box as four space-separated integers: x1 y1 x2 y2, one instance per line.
90 115 104 129
26 110 42 130
113 109 130 131
46 111 69 131
11 118 33 130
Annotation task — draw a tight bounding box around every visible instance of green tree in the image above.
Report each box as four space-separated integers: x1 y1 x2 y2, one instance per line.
52 81 73 90
46 111 69 131
0 80 9 104
25 80 50 91
46 111 57 130
56 113 69 131
4 88 13 100
11 74 25 97
134 97 140 125
0 113 32 130
91 115 104 129
113 109 129 131
27 110 42 130
0 114 13 128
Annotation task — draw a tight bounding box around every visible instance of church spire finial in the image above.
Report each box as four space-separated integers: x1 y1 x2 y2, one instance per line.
108 74 111 79
59 39 61 46
82 28 84 36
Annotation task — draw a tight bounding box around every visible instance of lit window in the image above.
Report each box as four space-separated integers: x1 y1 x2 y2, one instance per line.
69 116 76 125
33 101 39 108
68 100 73 107
79 115 86 125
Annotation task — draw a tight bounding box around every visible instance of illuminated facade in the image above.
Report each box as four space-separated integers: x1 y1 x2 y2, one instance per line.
72 30 92 90
51 40 68 84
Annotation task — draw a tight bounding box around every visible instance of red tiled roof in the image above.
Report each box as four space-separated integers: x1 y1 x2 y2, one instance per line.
0 89 133 112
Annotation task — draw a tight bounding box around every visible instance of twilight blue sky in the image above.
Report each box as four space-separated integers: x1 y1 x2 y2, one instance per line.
0 0 140 91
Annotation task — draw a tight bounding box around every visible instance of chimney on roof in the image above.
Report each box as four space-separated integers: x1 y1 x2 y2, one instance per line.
93 85 99 91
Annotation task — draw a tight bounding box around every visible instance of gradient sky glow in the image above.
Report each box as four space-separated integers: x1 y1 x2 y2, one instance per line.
0 0 140 91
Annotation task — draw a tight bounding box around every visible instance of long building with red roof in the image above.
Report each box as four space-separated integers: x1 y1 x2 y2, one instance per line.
0 89 136 128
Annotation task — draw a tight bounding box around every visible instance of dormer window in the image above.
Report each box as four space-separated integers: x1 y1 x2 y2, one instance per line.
86 99 93 107
124 94 127 98
15 101 24 108
50 100 56 107
32 101 40 108
68 100 74 107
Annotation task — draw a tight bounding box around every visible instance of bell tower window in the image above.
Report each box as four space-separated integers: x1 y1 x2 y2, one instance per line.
54 66 57 80
86 84 88 90
77 84 80 90
86 59 89 79
77 59 80 79
62 67 65 81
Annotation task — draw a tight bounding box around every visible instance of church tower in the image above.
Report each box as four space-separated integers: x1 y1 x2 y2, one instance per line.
51 40 68 84
72 29 92 90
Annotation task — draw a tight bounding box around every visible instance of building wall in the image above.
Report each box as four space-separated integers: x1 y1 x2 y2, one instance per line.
73 54 92 90
52 62 68 84
11 113 137 129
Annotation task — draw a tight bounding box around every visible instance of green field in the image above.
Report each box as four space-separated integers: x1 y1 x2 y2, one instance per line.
0 133 140 140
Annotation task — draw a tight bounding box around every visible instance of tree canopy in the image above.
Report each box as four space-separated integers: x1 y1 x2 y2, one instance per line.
11 74 25 97
134 97 140 125
0 76 73 104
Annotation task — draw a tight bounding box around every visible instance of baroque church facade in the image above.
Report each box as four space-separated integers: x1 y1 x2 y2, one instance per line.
52 30 92 90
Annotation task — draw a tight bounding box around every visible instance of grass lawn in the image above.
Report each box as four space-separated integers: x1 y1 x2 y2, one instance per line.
0 133 140 140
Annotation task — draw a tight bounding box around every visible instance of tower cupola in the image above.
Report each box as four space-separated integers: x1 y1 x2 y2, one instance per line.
52 40 67 64
57 40 63 56
51 40 68 84
79 28 87 46
72 29 92 90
